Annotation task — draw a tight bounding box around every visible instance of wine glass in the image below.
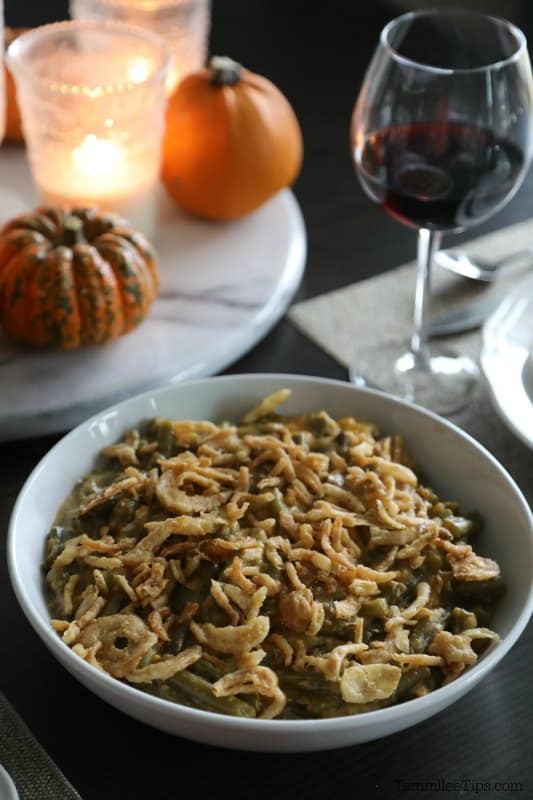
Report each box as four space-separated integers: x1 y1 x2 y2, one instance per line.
351 10 533 414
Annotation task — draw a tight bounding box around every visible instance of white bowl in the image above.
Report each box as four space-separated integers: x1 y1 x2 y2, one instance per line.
0 765 19 800
8 374 533 752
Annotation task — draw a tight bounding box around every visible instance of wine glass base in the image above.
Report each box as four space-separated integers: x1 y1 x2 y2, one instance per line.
349 342 480 416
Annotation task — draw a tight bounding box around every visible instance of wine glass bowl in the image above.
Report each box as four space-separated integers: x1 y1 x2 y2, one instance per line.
357 123 527 233
351 11 533 414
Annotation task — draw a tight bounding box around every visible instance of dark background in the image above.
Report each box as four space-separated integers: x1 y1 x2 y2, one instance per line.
1 1 533 799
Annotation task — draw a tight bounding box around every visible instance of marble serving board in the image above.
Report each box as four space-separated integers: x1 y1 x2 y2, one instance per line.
0 145 306 440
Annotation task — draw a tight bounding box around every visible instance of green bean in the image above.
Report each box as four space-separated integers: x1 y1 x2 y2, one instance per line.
471 637 492 658
319 614 352 636
43 530 62 570
278 672 339 697
470 605 493 627
140 647 156 668
271 488 285 518
320 621 349 638
45 565 63 595
168 670 256 718
192 657 225 683
363 618 384 642
442 515 480 540
395 667 431 700
454 577 505 601
80 469 115 493
167 623 188 654
381 580 407 604
171 562 215 612
306 412 333 435
280 686 343 717
304 634 346 652
428 501 444 518
120 505 150 538
451 607 477 633
423 548 444 574
150 418 176 457
106 498 138 532
102 592 124 616
410 613 447 653
197 594 229 627
360 598 388 618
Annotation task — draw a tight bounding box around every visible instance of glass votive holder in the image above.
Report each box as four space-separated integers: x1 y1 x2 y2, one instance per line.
0 0 5 144
6 20 171 236
70 0 210 92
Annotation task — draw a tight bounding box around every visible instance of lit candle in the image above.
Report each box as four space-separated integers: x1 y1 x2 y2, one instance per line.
35 132 157 233
7 21 171 236
127 56 153 85
71 0 211 93
72 134 126 188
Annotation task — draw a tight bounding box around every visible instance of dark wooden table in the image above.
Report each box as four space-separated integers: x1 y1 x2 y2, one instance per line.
2 2 532 798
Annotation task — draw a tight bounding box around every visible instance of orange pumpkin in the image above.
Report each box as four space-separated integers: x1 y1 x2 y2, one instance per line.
0 207 159 349
4 27 27 142
162 56 303 221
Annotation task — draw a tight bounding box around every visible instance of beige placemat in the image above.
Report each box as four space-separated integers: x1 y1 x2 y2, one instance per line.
0 693 82 800
289 219 533 506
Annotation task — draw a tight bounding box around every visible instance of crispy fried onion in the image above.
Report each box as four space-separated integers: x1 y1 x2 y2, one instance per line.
45 388 503 720
79 476 141 515
438 540 501 582
212 666 286 719
190 616 269 655
340 663 402 704
428 628 499 675
127 646 202 683
156 470 231 514
76 614 157 678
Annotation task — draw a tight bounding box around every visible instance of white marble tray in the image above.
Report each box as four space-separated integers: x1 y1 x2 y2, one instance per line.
0 146 306 440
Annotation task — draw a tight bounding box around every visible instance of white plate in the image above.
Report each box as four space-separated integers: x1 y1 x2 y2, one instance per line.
0 147 306 440
481 272 533 449
0 765 18 800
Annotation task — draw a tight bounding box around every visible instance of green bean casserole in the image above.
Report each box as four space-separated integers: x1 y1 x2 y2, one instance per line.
43 390 504 719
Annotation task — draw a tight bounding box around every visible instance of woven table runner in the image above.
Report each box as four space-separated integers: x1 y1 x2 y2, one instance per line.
0 693 82 800
289 219 533 506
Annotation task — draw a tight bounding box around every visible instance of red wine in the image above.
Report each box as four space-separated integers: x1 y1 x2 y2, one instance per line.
355 122 524 230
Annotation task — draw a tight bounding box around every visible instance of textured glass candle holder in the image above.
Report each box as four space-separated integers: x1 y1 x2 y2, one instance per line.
6 20 171 235
0 0 5 144
70 0 211 91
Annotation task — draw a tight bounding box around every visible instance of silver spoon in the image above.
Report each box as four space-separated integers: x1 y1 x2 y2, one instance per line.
434 247 533 282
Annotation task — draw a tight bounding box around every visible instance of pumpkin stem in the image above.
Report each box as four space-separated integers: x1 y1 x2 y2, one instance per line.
209 56 242 86
61 215 85 247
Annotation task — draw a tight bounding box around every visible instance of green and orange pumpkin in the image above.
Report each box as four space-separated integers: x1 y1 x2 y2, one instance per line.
0 207 159 349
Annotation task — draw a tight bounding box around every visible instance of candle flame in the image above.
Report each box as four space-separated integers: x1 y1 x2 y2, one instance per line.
127 57 153 84
71 134 126 189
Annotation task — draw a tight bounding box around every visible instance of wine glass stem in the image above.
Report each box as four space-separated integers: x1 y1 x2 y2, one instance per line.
411 228 442 359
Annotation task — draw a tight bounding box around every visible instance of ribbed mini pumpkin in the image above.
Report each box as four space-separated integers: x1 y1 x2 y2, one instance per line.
0 207 159 349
